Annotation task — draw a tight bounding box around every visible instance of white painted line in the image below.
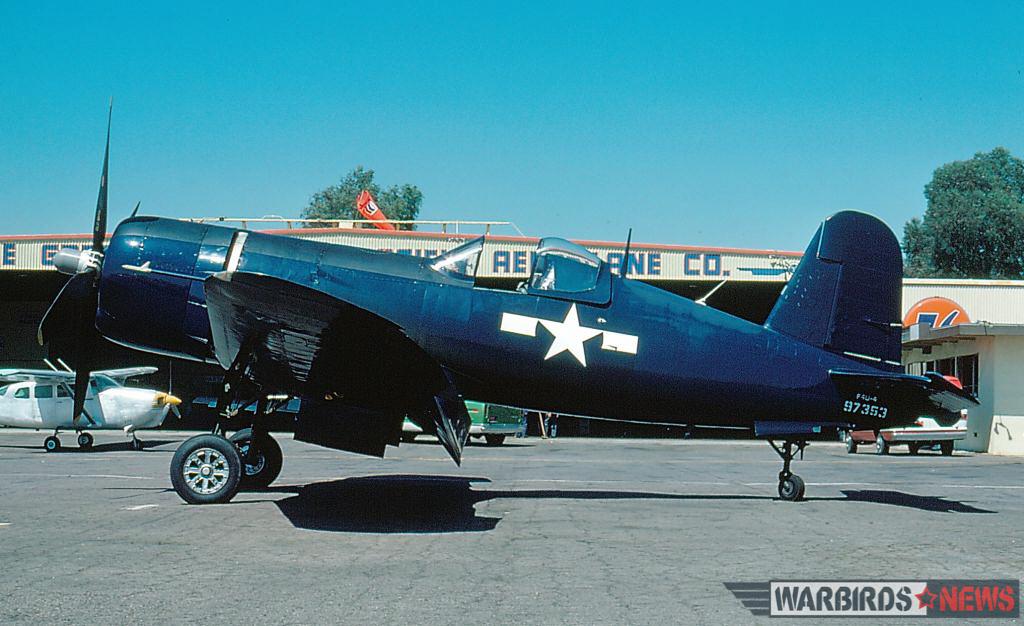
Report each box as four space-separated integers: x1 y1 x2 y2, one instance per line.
4 473 153 480
939 484 1024 490
123 504 159 511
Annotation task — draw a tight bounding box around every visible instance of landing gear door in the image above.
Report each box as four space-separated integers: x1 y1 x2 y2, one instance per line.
526 238 611 305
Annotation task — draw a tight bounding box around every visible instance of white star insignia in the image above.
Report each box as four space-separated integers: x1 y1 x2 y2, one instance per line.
500 304 638 367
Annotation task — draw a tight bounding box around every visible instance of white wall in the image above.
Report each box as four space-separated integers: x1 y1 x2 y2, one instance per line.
987 337 1024 455
903 336 994 453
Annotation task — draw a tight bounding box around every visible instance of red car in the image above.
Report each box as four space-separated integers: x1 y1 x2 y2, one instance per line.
843 375 968 456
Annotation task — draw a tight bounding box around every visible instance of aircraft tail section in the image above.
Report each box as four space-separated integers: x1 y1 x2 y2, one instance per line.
765 211 904 370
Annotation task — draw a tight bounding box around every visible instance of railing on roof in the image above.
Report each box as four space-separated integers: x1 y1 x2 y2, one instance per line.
183 216 526 237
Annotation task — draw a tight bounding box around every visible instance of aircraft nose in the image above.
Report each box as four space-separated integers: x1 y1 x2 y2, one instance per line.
153 392 183 407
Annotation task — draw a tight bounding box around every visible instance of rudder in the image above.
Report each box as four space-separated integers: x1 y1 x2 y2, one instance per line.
765 211 903 370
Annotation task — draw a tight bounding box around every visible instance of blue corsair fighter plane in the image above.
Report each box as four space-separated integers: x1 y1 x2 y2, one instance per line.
40 110 977 504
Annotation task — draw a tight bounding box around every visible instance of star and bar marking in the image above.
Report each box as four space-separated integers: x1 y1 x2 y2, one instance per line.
499 304 638 367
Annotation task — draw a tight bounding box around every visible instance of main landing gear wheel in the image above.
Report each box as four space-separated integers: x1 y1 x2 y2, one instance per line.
44 436 61 452
485 434 506 446
170 434 242 505
229 428 283 489
908 443 920 455
940 441 954 456
77 432 93 449
845 436 858 454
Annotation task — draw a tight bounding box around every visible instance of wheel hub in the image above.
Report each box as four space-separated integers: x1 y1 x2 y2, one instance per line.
183 448 229 495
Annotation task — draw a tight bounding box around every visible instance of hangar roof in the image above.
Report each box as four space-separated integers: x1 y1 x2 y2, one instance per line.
902 322 1024 348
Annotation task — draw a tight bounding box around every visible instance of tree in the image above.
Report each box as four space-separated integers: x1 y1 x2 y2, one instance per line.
302 166 423 229
904 148 1024 278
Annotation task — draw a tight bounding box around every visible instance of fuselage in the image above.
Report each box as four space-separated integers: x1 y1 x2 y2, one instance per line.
96 217 892 429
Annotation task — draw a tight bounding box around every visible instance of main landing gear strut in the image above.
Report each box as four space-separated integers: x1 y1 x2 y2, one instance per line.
768 439 808 501
168 341 285 505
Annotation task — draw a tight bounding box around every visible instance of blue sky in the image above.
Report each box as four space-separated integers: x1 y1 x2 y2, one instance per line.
1 2 1022 250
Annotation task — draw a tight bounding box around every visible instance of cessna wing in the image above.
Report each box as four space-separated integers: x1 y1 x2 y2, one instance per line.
202 271 471 463
96 366 158 384
0 369 77 383
0 367 157 385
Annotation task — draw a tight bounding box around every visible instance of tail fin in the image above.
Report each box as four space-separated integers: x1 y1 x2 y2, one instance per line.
765 211 903 370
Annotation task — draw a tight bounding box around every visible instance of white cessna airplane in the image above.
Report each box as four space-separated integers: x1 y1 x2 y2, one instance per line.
0 361 181 451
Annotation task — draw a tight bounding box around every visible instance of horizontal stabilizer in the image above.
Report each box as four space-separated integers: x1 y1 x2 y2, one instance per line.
830 369 978 427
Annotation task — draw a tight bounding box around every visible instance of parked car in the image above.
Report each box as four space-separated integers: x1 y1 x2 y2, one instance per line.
843 375 968 456
403 400 526 445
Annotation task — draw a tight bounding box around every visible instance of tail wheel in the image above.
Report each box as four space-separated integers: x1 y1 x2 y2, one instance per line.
778 475 805 501
230 428 283 489
77 432 94 449
875 433 889 455
170 434 242 504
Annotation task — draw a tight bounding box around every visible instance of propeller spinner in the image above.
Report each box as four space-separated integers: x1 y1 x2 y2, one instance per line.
37 101 114 425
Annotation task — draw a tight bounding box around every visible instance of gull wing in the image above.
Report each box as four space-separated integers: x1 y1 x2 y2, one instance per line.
202 271 470 463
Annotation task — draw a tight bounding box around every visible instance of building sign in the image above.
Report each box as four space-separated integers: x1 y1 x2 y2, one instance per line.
0 226 801 282
902 296 971 329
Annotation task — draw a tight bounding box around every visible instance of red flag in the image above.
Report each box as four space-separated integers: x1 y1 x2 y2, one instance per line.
356 190 397 231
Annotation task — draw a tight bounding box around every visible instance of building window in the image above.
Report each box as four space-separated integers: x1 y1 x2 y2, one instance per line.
908 353 979 397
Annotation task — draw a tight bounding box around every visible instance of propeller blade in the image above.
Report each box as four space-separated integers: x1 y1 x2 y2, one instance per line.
73 360 91 425
37 273 94 346
92 99 112 253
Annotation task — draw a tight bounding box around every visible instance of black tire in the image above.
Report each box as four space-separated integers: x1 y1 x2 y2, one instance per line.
44 436 60 453
875 433 889 455
778 475 805 501
940 441 954 456
77 432 93 449
485 434 506 446
845 437 858 454
230 428 283 489
908 443 920 455
170 434 242 505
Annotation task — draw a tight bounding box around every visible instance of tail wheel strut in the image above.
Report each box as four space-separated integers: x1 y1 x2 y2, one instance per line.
768 439 807 502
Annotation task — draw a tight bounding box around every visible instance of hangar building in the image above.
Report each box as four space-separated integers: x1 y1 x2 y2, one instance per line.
2 219 1022 454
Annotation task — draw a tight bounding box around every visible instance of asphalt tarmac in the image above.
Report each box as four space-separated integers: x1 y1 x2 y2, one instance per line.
1 429 1021 624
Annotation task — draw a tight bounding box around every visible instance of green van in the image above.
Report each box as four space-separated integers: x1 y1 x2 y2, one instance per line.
402 400 526 445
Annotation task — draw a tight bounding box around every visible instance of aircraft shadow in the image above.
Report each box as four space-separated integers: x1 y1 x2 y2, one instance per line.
825 490 996 514
270 477 996 534
0 439 177 453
